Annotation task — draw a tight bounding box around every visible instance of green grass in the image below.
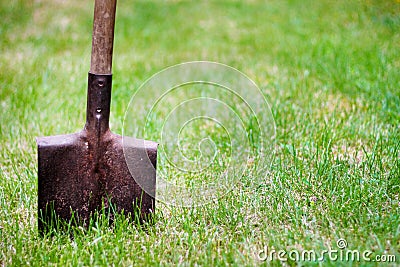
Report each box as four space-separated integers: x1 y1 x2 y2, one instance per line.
1 0 399 266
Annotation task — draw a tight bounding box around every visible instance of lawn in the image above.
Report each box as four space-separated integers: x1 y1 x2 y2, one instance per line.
1 0 399 266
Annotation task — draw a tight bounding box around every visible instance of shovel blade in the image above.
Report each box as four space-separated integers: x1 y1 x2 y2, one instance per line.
37 131 156 233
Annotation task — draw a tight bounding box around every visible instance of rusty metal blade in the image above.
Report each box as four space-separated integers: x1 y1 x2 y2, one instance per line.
37 74 157 233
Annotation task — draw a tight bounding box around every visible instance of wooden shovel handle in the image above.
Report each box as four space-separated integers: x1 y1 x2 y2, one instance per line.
90 0 117 75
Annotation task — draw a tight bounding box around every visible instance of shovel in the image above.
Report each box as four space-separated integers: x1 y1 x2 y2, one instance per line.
37 0 157 233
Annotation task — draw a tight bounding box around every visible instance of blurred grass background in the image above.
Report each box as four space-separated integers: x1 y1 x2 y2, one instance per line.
1 0 399 266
